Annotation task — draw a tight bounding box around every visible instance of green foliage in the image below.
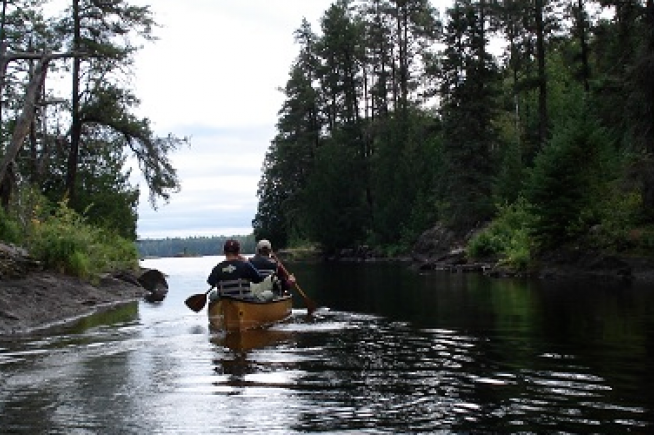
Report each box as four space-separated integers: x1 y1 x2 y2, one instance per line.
54 0 182 210
78 86 185 209
399 188 439 249
68 251 91 280
2 187 137 277
253 40 323 247
493 137 526 205
38 133 141 240
467 230 502 259
0 207 21 244
75 138 140 240
3 0 654 267
370 111 442 247
0 185 51 245
0 0 181 251
302 140 369 253
253 0 654 260
525 103 616 248
439 0 501 229
579 156 654 254
585 189 642 251
27 201 138 279
467 198 535 270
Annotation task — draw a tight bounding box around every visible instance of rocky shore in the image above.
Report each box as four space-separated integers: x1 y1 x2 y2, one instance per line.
0 243 168 336
324 224 654 284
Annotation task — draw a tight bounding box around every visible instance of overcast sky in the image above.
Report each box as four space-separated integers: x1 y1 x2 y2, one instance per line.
125 0 335 239
59 0 449 240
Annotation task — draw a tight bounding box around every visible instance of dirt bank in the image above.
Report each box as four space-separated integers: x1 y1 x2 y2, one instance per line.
0 241 171 335
0 271 149 335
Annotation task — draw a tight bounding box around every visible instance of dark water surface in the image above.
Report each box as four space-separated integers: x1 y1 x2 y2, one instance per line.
1 256 654 434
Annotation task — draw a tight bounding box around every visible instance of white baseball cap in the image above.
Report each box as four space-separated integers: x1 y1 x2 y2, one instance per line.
256 239 272 251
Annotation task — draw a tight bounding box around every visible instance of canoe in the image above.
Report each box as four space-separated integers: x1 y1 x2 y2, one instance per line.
207 295 293 332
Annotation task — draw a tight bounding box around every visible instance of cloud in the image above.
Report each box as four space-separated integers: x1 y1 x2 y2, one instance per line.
129 0 334 238
134 123 270 239
46 0 453 239
133 0 331 132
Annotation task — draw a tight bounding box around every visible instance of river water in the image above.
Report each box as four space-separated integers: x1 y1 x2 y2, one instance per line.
1 255 654 434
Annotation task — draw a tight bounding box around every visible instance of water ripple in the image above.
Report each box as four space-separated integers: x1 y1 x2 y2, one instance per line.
2 272 653 434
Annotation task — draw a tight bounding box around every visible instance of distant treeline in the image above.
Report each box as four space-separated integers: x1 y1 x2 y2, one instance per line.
136 235 255 258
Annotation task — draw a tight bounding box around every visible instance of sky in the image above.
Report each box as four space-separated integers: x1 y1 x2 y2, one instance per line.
47 1 451 240
129 0 337 239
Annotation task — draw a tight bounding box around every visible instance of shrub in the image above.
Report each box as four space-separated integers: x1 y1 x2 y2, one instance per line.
0 207 21 244
467 198 535 270
68 250 91 279
467 230 503 258
502 227 532 270
27 200 138 279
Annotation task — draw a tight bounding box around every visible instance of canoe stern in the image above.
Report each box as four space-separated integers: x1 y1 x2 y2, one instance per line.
208 295 292 332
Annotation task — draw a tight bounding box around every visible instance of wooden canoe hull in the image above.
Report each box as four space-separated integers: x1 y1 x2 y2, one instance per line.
207 295 293 332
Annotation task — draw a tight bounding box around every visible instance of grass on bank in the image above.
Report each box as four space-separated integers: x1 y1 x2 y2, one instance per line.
466 198 534 271
466 192 654 272
1 195 138 282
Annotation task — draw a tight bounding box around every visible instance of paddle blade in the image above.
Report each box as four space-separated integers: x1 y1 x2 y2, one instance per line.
185 293 208 312
292 282 317 316
306 299 317 316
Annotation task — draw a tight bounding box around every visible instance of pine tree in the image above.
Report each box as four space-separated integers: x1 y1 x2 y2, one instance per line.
439 0 500 229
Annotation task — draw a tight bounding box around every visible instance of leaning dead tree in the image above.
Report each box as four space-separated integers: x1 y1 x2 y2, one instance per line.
0 47 84 210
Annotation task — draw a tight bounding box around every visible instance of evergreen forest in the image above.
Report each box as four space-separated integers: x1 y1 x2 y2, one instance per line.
252 0 654 267
136 235 256 259
1 0 654 272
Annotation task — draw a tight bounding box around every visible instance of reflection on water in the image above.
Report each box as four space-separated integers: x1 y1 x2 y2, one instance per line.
1 257 654 433
212 328 295 353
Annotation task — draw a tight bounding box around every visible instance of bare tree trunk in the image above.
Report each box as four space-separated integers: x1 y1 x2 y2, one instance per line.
577 0 591 94
0 49 83 208
0 56 49 208
646 0 654 154
535 0 548 148
0 0 7 130
65 0 82 206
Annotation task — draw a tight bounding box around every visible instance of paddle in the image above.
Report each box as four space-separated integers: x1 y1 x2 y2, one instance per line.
184 287 214 313
271 252 317 316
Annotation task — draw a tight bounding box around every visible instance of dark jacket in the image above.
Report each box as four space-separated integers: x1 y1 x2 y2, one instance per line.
248 254 293 292
248 254 278 276
207 259 263 289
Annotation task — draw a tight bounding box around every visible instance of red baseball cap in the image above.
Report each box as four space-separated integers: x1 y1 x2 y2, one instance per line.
223 239 240 253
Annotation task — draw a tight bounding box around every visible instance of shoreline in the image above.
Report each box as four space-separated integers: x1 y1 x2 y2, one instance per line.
3 247 653 336
286 245 654 284
0 271 149 336
1 241 169 336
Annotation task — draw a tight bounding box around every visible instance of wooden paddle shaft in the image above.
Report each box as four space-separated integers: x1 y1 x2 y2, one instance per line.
271 252 316 314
